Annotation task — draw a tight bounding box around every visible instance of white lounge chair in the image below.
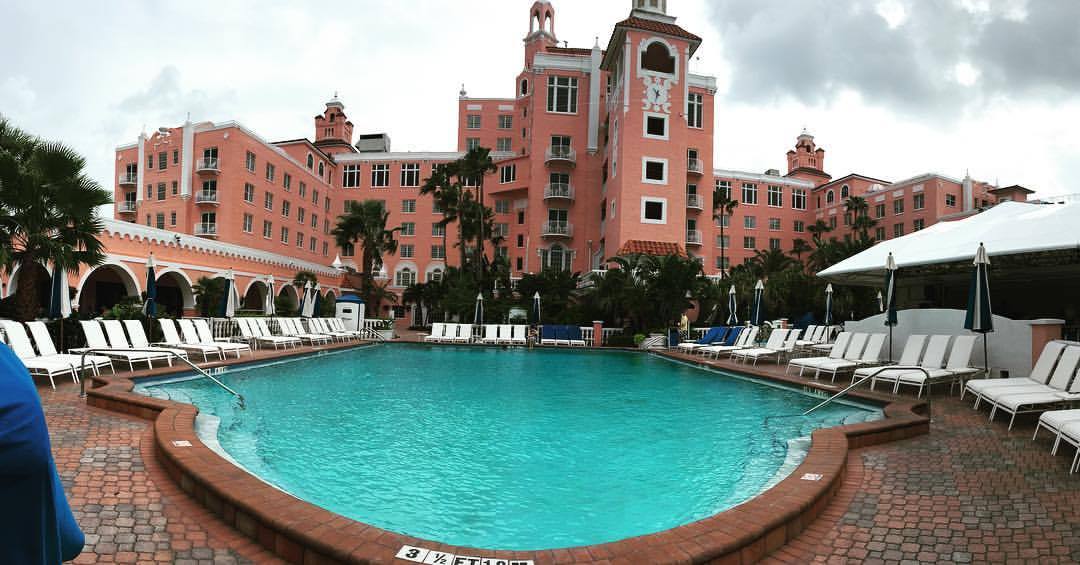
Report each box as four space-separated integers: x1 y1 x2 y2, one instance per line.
892 335 981 397
479 324 498 344
323 318 363 339
701 326 759 358
0 320 81 389
868 335 949 393
794 325 821 349
101 320 182 367
71 320 168 371
1034 409 1080 455
277 318 331 345
247 318 302 349
733 329 790 365
26 321 114 377
964 341 1066 403
1054 422 1080 473
194 319 252 357
985 346 1080 429
454 324 474 344
121 320 193 362
510 325 527 345
787 332 852 376
852 334 926 386
156 319 225 361
497 324 513 345
308 318 352 343
815 333 887 383
800 333 868 379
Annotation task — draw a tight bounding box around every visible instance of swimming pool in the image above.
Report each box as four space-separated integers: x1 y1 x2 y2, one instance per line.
137 345 880 550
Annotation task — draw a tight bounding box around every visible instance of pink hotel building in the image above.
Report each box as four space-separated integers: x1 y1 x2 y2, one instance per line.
10 0 1032 321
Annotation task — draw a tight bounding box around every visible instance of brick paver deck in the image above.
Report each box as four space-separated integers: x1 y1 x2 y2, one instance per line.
37 345 1080 564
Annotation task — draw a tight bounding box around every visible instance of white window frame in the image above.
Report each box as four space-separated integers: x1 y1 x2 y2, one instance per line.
371 163 390 188
500 164 517 184
641 157 668 185
792 188 807 210
342 164 361 188
767 185 783 208
687 92 704 129
546 76 579 114
640 196 668 224
643 112 669 140
466 115 481 129
401 163 421 187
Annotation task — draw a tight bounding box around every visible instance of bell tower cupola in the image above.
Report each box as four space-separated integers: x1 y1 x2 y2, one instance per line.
524 1 557 66
631 0 675 23
314 93 354 146
786 128 827 175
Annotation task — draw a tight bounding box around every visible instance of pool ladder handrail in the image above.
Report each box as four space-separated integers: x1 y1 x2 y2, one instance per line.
803 365 932 420
357 326 387 341
78 348 245 409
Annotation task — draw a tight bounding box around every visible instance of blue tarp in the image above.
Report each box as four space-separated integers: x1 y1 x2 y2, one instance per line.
336 294 365 304
0 343 84 563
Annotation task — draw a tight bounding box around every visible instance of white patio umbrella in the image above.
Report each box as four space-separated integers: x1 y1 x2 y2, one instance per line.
726 285 738 325
264 275 276 316
823 283 834 325
300 281 315 318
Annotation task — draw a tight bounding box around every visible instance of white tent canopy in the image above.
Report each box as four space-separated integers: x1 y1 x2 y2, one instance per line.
818 201 1080 285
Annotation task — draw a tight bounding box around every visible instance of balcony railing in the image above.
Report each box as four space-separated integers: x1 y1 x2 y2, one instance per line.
686 194 703 210
196 157 220 172
195 191 219 204
118 201 137 213
541 221 573 238
544 183 575 201
194 223 218 236
118 173 137 185
544 146 577 165
686 229 703 246
687 158 704 174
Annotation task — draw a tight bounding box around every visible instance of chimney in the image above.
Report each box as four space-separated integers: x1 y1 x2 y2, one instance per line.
962 171 974 212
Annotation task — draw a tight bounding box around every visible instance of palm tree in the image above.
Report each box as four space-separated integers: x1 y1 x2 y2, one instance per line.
332 200 400 306
0 117 111 321
749 248 796 279
807 219 833 246
192 276 226 317
420 162 465 269
292 271 317 289
790 238 812 263
712 188 739 277
457 147 497 276
844 196 874 240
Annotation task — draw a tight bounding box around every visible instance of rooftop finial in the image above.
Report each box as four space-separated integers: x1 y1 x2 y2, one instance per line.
459 83 467 98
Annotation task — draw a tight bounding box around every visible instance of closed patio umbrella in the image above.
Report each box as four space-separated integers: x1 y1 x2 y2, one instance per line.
312 284 322 317
142 253 156 318
217 269 238 318
726 284 738 325
876 290 884 313
883 253 898 361
49 265 72 351
823 283 834 326
474 292 484 325
532 291 541 324
300 281 315 318
264 275 276 316
964 242 994 373
751 279 765 326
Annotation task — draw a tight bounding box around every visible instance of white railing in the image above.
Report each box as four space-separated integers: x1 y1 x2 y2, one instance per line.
118 173 137 185
194 223 218 236
688 158 704 174
541 221 573 237
195 191 219 204
686 194 703 209
544 183 575 200
196 157 219 171
545 146 577 163
686 229 703 245
118 201 137 213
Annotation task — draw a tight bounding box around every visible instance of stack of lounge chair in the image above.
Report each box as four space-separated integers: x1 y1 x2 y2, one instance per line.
786 332 887 382
539 325 587 347
0 320 114 389
700 326 758 358
676 327 730 353
734 328 803 365
970 342 1080 429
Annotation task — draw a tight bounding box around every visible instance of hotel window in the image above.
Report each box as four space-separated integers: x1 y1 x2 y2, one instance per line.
400 244 414 258
945 194 957 207
343 199 354 213
500 164 516 184
769 238 782 251
371 164 390 187
743 236 756 249
517 234 524 248
495 200 510 214
264 192 273 210
641 198 666 223
515 257 524 270
158 152 167 170
401 163 421 187
893 223 904 238
466 115 482 129
518 210 525 224
769 218 781 231
318 162 324 177
245 151 256 172
265 163 275 182
171 181 178 195
306 154 314 170
299 182 307 198
280 226 289 244
494 222 509 237
767 185 783 207
642 158 667 184
875 204 886 218
262 220 272 239
433 200 445 214
841 185 850 199
687 92 704 129
283 173 292 191
342 164 361 188
431 223 446 237
875 227 886 241
400 222 415 236
547 76 579 113
156 183 166 201
744 216 756 229
402 199 416 213
432 246 448 261
496 137 512 152
742 183 758 205
644 114 668 139
716 235 730 249
243 183 255 203
893 199 904 215
147 154 153 169
466 138 480 151
913 193 925 210
296 233 304 248
172 150 179 165
281 200 291 218
498 115 513 129
297 207 305 224
828 217 837 229
309 237 317 252
794 220 805 232
200 180 216 198
169 211 176 226
395 268 416 287
715 214 730 228
913 218 925 231
242 214 253 233
792 188 807 210
145 215 150 226
312 189 319 205
715 180 732 201
324 197 331 212
155 213 165 229
716 256 730 270
311 214 318 229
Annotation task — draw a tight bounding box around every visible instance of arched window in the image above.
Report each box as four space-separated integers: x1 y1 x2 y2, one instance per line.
826 190 835 204
427 268 444 282
841 184 849 198
549 245 566 271
641 41 675 74
395 267 416 287
318 162 324 177
306 154 314 170
520 79 529 96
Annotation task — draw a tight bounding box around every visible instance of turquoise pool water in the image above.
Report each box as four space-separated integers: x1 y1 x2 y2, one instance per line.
137 345 879 550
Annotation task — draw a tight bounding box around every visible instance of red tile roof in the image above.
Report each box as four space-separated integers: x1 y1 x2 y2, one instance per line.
616 240 688 257
614 16 702 43
547 46 604 57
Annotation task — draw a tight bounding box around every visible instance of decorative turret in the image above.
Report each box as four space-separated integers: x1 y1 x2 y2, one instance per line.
524 1 558 66
314 93 354 146
631 0 674 22
786 128 827 176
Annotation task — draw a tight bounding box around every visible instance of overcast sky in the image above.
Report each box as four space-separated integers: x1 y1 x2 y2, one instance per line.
2 0 1077 200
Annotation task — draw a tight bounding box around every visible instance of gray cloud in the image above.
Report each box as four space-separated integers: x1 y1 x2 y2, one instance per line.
706 0 1080 112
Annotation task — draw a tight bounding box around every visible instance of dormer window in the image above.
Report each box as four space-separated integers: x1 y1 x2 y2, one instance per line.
641 41 675 74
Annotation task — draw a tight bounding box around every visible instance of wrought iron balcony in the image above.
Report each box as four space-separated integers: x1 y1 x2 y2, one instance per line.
118 201 137 213
687 158 704 175
196 157 220 173
686 229 703 246
544 183 575 201
195 191 219 205
194 223 218 237
544 146 577 165
686 194 703 210
541 221 573 238
118 173 137 186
